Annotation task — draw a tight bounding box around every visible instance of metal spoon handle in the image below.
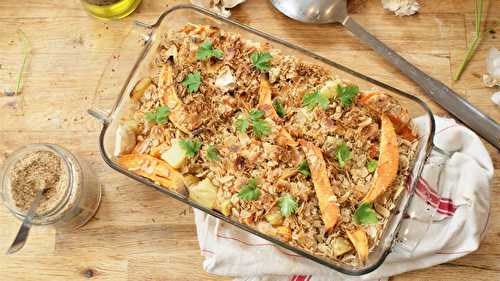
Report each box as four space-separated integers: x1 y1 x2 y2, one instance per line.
342 16 500 149
6 190 44 255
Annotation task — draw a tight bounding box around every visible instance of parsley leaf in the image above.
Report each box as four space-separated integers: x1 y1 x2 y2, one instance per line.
251 51 272 72
297 160 311 177
235 109 271 137
335 142 352 168
278 193 298 217
235 117 249 133
302 90 329 110
336 84 359 107
367 159 378 173
273 99 286 117
179 139 202 158
196 40 224 60
252 119 271 137
181 70 202 93
237 178 261 201
144 106 170 124
353 203 379 225
206 144 220 161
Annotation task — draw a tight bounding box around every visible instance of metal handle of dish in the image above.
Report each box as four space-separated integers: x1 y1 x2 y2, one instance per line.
88 21 153 123
342 17 500 150
394 145 452 256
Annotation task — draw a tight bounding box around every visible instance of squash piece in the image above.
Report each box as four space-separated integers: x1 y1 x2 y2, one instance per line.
159 64 196 135
332 237 353 257
362 114 399 203
299 140 340 232
275 226 292 241
265 207 284 226
160 139 187 169
188 178 218 209
117 154 186 195
215 198 232 216
183 174 199 187
130 77 151 102
346 228 369 264
257 78 280 121
275 128 298 147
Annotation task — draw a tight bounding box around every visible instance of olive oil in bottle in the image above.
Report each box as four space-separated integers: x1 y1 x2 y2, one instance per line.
80 0 142 20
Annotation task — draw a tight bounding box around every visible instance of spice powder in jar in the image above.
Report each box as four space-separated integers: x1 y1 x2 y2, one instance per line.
1 144 101 231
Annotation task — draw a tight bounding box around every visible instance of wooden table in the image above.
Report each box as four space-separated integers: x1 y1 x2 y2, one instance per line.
0 0 498 280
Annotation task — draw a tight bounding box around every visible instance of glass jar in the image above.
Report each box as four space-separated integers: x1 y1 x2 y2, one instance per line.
80 0 142 20
0 144 101 231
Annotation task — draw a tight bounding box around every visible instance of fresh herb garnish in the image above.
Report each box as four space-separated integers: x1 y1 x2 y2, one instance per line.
235 109 271 137
144 106 170 124
297 160 311 177
181 70 202 93
206 144 220 161
237 178 261 201
179 139 202 158
235 117 250 133
196 40 224 61
273 99 286 117
302 90 329 110
335 142 352 168
353 203 379 225
367 159 378 173
251 51 272 72
278 193 298 217
336 84 359 107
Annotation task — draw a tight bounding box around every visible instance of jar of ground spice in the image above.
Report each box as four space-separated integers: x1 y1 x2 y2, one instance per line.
1 144 101 231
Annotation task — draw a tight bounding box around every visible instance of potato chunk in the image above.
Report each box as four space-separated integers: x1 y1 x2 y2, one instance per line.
188 178 218 209
161 139 187 169
346 228 369 264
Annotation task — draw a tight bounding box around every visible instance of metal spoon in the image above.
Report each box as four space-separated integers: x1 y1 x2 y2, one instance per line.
5 187 45 255
270 0 500 149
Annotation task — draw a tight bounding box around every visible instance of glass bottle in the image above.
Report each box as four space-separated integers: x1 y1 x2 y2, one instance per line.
80 0 142 20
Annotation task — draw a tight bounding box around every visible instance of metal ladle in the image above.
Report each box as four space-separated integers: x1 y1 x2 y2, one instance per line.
271 0 500 149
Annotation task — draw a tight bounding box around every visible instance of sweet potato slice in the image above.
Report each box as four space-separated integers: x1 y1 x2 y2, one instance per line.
346 228 369 264
359 92 416 141
300 140 340 232
257 78 280 121
362 114 399 203
130 77 151 102
117 154 187 195
275 128 298 147
158 64 195 135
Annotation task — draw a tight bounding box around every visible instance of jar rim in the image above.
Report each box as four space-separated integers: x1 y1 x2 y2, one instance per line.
0 143 74 224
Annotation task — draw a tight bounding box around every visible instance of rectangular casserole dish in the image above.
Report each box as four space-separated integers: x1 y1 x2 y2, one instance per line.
88 4 438 275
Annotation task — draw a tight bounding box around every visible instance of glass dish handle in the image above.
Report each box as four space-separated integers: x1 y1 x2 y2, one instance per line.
88 21 153 124
393 145 452 256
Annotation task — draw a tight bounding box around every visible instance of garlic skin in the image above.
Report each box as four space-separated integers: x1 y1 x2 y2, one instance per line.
491 91 500 106
191 0 246 17
381 0 420 16
483 48 500 88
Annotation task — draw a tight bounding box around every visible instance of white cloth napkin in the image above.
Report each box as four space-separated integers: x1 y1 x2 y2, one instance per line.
193 116 494 281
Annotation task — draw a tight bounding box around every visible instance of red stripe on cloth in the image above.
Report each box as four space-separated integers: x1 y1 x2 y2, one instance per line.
306 275 312 281
290 276 297 281
294 275 307 281
416 178 457 216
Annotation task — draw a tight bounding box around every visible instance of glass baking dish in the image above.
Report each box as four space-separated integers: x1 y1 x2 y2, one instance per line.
88 4 443 275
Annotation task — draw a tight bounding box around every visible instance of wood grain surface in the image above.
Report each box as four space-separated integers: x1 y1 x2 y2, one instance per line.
0 0 499 280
